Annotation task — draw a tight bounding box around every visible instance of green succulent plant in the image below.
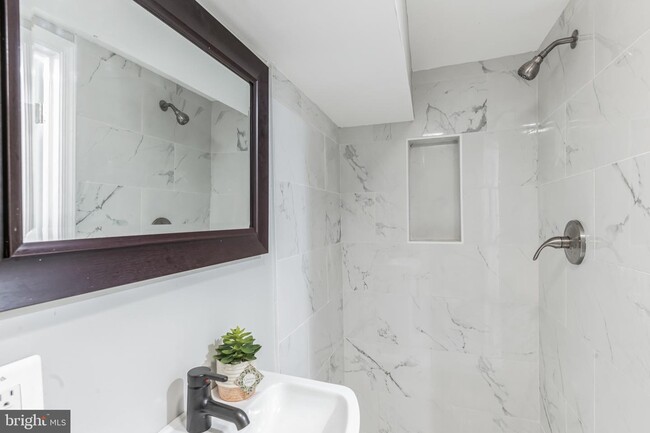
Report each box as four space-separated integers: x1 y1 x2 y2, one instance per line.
215 326 262 365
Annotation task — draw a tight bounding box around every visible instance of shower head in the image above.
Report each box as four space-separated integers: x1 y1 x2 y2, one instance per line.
518 29 579 81
159 100 190 125
518 55 544 81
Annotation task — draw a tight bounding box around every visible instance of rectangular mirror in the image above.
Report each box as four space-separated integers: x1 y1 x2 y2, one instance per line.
0 0 269 312
19 0 251 242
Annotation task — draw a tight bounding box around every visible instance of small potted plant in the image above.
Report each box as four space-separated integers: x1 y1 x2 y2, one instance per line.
214 326 263 402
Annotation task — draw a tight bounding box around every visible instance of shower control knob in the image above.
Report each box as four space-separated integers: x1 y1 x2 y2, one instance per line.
533 220 586 265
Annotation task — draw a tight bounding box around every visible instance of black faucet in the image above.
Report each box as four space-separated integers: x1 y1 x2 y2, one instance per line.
186 366 250 433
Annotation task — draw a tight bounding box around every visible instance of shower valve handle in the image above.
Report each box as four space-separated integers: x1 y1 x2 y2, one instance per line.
532 220 586 265
532 236 571 260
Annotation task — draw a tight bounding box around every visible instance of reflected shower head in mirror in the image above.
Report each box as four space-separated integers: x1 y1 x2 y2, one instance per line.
159 100 190 125
518 29 579 81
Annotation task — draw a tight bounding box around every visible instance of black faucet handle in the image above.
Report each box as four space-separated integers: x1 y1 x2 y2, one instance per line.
187 366 228 388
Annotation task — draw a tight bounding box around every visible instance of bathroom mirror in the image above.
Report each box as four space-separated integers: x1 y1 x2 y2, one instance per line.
0 0 269 311
19 0 251 241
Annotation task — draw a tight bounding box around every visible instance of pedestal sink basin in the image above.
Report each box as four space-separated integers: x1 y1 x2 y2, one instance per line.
159 371 359 433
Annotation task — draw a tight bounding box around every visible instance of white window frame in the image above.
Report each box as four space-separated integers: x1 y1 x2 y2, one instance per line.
21 21 76 242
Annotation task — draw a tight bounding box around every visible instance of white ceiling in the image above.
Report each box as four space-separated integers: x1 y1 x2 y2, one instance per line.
198 0 568 127
198 0 414 127
407 0 569 72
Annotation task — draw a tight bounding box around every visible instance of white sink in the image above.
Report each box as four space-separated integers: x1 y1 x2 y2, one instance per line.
159 372 359 433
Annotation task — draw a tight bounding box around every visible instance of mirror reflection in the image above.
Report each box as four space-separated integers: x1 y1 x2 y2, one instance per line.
19 0 251 242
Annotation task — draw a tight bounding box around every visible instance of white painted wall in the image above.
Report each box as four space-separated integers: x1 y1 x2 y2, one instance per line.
0 257 276 433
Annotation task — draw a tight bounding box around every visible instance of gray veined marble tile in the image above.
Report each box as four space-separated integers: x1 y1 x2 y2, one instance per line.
566 82 630 176
537 0 595 122
278 324 310 379
309 301 343 375
595 154 650 273
540 379 566 433
327 244 343 306
341 192 406 244
299 187 329 253
593 29 650 122
325 192 341 246
275 184 329 255
486 68 537 133
273 100 326 189
344 340 538 419
594 0 650 75
538 104 567 185
595 355 650 433
210 151 250 195
343 339 429 399
271 66 339 141
499 185 539 249
343 292 410 348
486 129 539 188
140 189 209 234
323 341 344 385
211 100 250 153
461 132 499 189
453 407 541 433
342 243 502 301
340 141 406 194
274 182 300 259
141 69 211 152
75 182 141 238
412 77 488 136
378 393 454 433
341 193 377 244
338 122 412 146
76 116 175 189
325 137 340 194
173 144 211 194
479 52 538 75
276 250 328 341
76 38 143 133
539 171 594 246
209 192 250 231
345 291 537 361
412 61 484 86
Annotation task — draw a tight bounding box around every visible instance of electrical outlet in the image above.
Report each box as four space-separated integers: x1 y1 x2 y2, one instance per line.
0 384 22 409
0 356 43 410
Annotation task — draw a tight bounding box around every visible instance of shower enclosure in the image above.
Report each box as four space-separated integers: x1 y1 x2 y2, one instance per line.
335 0 650 431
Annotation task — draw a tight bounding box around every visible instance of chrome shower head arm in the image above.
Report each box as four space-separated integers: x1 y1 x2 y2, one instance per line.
538 30 579 59
518 29 579 80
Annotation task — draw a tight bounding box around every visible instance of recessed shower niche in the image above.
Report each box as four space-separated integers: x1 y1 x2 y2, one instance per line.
408 135 462 242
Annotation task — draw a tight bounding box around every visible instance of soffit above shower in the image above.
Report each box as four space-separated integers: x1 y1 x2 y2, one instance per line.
196 0 414 127
406 0 569 72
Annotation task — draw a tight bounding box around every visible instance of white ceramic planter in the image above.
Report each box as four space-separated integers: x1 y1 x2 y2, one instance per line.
215 361 256 402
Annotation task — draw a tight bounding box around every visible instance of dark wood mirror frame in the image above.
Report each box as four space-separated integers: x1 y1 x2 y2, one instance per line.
0 0 269 312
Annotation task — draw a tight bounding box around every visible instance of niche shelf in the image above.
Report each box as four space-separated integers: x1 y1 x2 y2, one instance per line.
407 135 462 243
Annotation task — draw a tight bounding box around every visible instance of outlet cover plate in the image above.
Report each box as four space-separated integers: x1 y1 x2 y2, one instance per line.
0 355 44 409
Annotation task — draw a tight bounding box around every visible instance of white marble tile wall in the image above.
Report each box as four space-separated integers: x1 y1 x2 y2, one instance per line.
210 100 250 230
272 67 343 384
537 1 650 433
340 53 540 433
75 36 248 237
